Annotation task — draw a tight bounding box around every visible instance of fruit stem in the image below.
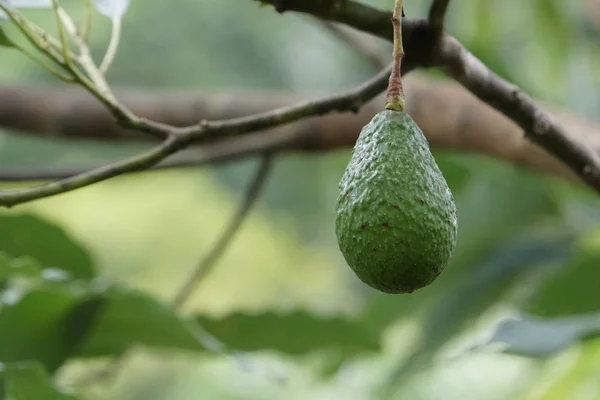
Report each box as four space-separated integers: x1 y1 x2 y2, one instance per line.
385 0 405 112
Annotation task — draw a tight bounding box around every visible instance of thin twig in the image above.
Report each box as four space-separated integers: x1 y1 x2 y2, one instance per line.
0 128 299 182
81 0 92 41
428 0 451 30
172 155 273 310
0 4 72 70
99 17 122 73
385 0 405 111
0 64 391 208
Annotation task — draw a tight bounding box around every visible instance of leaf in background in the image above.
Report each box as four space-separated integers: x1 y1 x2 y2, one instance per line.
381 232 573 397
197 311 380 356
0 0 51 20
359 164 560 332
3 0 51 6
517 337 600 400
0 27 15 47
532 0 573 80
77 288 206 357
0 253 42 283
0 280 211 371
0 284 102 372
0 214 95 279
472 313 600 358
92 0 131 19
525 250 600 317
0 361 78 400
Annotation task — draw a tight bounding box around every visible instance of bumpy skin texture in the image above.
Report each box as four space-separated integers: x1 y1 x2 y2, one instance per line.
335 110 458 294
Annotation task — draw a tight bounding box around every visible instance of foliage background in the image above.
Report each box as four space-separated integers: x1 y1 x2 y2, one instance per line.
1 0 600 399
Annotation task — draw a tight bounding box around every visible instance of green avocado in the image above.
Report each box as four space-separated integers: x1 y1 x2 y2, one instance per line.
335 110 457 294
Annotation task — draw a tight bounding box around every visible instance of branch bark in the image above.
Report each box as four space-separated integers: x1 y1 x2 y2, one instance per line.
254 0 600 193
428 0 451 30
1 75 598 185
1 0 599 190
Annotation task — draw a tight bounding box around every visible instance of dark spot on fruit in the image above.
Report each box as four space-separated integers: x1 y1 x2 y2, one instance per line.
419 199 425 205
381 222 390 228
360 223 369 231
371 247 376 252
393 205 399 209
344 191 350 198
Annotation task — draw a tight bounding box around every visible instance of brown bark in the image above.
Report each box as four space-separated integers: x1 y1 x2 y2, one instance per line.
0 74 598 184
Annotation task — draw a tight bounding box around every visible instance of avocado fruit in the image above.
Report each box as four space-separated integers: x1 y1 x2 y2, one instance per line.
335 110 457 294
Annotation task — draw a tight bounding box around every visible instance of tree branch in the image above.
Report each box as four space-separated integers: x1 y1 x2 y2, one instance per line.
172 155 273 310
252 0 600 194
0 64 391 207
428 0 451 30
1 75 598 186
435 36 600 192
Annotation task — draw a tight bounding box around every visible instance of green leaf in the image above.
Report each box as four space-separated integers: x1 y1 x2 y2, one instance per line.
381 232 573 397
0 281 210 371
0 253 43 284
473 313 600 358
197 311 380 356
0 27 15 48
77 288 206 357
0 361 78 400
525 250 600 317
0 284 101 372
0 214 95 279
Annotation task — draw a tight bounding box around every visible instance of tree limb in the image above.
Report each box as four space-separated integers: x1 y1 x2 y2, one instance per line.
435 36 600 192
0 64 391 207
428 0 451 30
1 1 599 191
1 75 598 185
251 0 600 193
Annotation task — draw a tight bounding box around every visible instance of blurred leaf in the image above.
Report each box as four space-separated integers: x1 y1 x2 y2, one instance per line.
518 337 600 400
382 232 573 396
0 278 208 371
360 164 560 332
0 361 77 400
77 288 206 357
4 0 51 7
197 311 380 356
0 214 95 279
0 283 102 372
0 0 51 20
525 249 600 317
476 313 600 358
0 27 15 47
431 153 472 195
0 253 42 284
93 0 131 19
533 0 573 69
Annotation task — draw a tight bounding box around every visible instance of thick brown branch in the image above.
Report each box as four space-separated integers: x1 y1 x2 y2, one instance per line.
1 75 599 185
435 36 600 192
253 0 600 193
428 0 451 30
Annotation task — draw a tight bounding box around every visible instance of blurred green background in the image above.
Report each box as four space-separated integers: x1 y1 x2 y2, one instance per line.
2 0 600 399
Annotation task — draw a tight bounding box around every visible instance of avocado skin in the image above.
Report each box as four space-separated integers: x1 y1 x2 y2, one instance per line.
335 110 457 294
